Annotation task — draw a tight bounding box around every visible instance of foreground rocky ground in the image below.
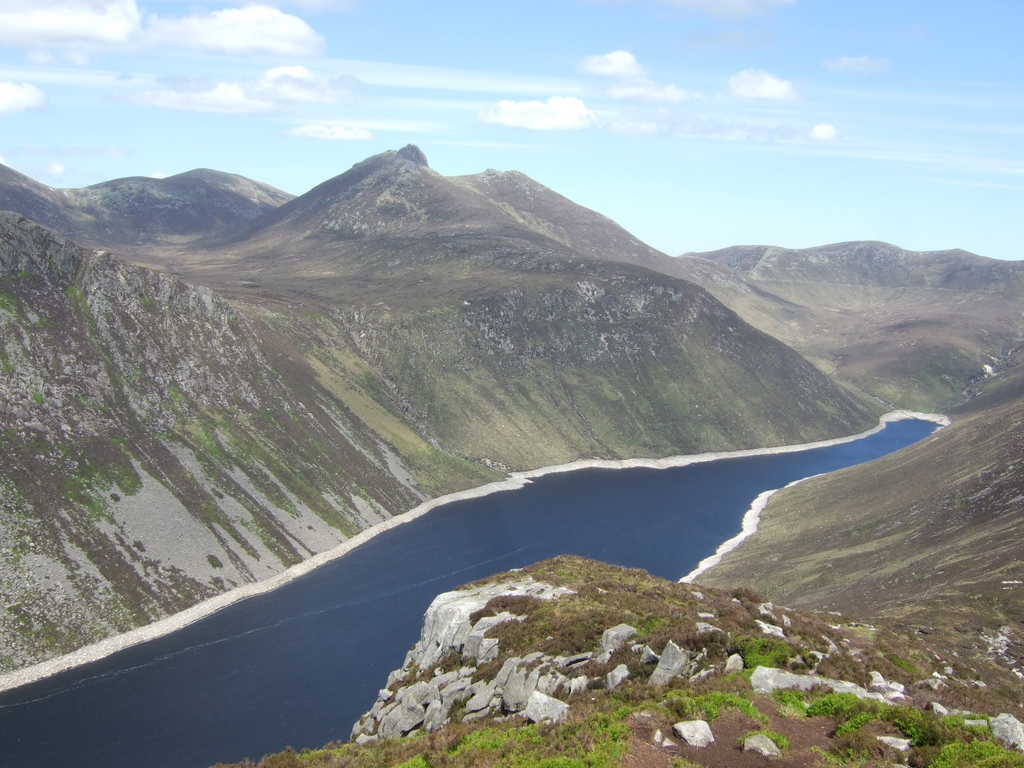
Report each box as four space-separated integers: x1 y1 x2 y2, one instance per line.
214 557 1024 768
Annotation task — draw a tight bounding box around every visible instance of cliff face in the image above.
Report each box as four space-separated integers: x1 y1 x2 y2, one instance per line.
0 212 435 668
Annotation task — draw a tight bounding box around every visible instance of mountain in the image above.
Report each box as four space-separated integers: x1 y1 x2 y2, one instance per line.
217 557 1024 768
681 242 1024 411
129 146 877 471
0 148 881 670
0 211 494 668
0 162 293 247
698 343 1024 681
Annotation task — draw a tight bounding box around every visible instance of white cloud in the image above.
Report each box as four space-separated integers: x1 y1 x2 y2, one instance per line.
131 66 353 114
0 0 141 49
134 82 275 114
604 0 796 18
0 81 47 114
148 171 169 179
809 123 838 141
823 56 891 74
288 124 373 140
607 78 688 103
580 51 646 78
728 69 797 100
45 162 67 180
581 51 688 103
146 5 325 56
478 97 597 131
253 66 354 104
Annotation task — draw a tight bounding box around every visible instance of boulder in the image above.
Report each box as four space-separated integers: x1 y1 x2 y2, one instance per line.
649 640 693 686
877 736 911 752
640 645 660 664
992 713 1024 751
749 666 885 702
743 733 781 757
754 619 785 638
601 624 638 655
672 720 714 748
606 664 630 690
523 691 569 724
725 653 744 673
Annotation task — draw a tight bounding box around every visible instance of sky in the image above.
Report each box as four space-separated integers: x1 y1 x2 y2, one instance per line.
0 0 1022 260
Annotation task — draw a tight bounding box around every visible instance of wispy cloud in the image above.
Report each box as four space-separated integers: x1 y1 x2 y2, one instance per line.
0 81 47 114
823 56 891 74
130 66 354 114
0 0 141 50
287 124 373 140
596 0 797 18
581 51 689 103
728 69 798 100
478 97 597 131
809 123 837 141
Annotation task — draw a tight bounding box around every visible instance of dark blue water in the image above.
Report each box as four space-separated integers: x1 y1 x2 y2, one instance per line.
0 419 936 768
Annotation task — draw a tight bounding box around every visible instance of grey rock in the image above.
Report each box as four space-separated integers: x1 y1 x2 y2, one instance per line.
877 736 912 752
992 713 1024 751
523 691 569 724
695 622 722 635
464 680 498 714
600 623 638 654
744 733 782 757
606 664 630 690
649 640 693 686
640 645 660 664
560 652 593 669
568 676 589 696
725 653 744 673
929 701 950 716
378 696 426 738
749 666 886 702
672 720 714 748
964 719 989 729
754 619 784 638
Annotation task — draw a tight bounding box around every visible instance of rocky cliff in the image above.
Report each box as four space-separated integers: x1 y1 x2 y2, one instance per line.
0 212 437 668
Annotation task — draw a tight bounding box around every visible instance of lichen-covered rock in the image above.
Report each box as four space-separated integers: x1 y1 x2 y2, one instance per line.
743 733 781 757
672 720 714 747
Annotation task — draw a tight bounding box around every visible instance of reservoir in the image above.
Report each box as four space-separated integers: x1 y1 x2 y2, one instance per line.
0 417 937 768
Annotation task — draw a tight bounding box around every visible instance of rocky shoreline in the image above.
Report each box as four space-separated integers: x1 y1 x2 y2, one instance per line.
0 410 946 696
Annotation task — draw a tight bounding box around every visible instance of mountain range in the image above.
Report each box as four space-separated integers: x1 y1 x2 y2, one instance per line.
0 146 1021 700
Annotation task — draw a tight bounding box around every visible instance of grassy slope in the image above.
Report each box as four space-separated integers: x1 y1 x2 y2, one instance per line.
698 347 1024 678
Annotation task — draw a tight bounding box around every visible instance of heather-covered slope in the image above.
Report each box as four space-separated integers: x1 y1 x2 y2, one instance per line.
681 242 1024 411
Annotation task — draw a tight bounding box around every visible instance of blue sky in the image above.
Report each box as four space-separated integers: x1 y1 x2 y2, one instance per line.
0 0 1022 259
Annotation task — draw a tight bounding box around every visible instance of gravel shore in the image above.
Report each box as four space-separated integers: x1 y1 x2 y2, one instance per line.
0 410 946 696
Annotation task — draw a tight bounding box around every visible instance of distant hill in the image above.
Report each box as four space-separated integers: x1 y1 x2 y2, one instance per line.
0 162 293 247
681 241 1024 411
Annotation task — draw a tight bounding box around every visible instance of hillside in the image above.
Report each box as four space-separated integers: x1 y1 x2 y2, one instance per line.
0 211 493 669
698 344 1024 682
0 162 293 248
681 242 1024 411
218 557 1024 768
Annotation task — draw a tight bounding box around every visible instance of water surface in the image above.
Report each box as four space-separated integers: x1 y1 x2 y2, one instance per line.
0 418 937 767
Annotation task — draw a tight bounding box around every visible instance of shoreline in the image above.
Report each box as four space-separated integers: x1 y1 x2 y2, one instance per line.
0 410 947 696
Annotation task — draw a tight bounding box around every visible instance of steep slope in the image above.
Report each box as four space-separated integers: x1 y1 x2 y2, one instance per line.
681 242 1024 411
0 162 293 248
698 346 1024 681
134 147 879 470
0 212 493 669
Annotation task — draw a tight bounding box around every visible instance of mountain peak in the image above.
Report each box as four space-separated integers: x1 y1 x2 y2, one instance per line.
396 144 429 167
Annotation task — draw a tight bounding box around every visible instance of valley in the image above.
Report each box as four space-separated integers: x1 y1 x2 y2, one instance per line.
0 144 1022 765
